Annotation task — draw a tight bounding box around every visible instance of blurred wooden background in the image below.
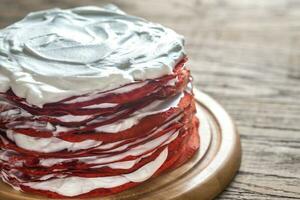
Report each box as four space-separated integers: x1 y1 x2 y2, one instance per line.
0 0 299 199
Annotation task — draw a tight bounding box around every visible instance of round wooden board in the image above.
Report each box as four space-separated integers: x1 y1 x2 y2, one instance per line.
0 90 241 200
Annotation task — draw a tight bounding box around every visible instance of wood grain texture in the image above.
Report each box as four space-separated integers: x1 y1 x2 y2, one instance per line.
0 0 299 199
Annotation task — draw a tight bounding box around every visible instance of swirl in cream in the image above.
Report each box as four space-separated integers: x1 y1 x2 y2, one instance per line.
0 5 185 107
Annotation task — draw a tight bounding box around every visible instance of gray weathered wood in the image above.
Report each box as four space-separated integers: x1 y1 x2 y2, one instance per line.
0 0 299 199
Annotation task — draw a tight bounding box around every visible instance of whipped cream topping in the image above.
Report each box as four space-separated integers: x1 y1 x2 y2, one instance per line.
0 5 185 107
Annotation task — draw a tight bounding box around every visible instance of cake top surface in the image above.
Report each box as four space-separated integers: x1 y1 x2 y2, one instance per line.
0 5 185 107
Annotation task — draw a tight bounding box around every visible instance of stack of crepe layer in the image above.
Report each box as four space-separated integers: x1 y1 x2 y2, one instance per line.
0 59 199 198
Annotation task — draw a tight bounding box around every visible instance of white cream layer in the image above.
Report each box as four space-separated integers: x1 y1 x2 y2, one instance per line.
0 5 185 107
6 130 102 153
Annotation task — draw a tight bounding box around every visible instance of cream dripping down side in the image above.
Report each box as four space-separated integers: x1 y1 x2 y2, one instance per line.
0 5 185 107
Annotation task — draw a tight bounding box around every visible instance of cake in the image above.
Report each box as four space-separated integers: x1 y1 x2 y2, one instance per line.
0 5 200 198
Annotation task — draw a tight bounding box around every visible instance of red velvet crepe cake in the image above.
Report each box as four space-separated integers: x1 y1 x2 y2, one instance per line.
0 5 200 198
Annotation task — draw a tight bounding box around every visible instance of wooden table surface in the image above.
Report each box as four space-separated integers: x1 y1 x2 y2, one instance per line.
0 0 299 199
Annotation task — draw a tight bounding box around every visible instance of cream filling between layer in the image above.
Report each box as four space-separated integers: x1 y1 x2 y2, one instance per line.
6 130 102 153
